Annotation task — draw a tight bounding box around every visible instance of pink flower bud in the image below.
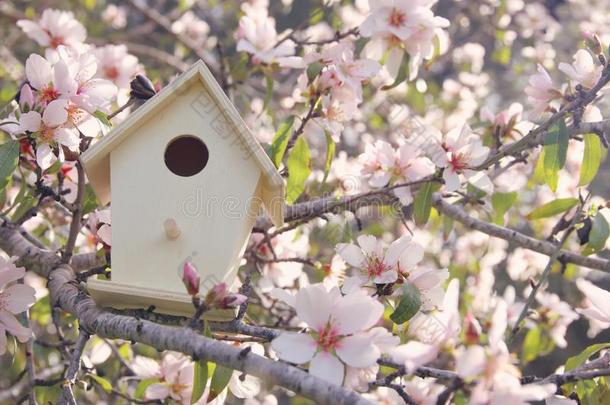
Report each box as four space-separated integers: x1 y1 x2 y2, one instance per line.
19 84 35 111
204 282 247 309
220 293 248 309
181 262 200 296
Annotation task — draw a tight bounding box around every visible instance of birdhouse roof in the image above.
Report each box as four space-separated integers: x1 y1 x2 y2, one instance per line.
80 60 285 226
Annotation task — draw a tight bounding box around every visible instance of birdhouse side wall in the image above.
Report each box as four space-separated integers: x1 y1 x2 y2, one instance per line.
109 82 262 294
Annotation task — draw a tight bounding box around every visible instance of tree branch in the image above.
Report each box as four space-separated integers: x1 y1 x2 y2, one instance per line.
46 265 373 405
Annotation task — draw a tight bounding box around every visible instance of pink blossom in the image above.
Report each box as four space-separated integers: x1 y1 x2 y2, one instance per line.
54 48 117 113
93 45 142 90
558 49 603 89
133 352 195 404
360 0 449 80
87 209 111 247
434 124 492 193
336 234 416 289
236 2 295 65
19 99 79 170
455 301 556 404
0 257 36 354
271 284 384 385
171 11 210 46
524 64 560 116
17 9 87 52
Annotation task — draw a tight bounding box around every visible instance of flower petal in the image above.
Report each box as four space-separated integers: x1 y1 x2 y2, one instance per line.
336 333 380 368
2 284 36 314
42 99 69 127
309 351 344 386
271 332 317 364
19 111 42 133
25 54 53 90
295 284 333 330
335 243 366 268
331 291 383 335
36 143 56 171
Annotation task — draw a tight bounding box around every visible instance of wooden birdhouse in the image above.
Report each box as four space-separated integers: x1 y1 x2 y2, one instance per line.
81 60 285 320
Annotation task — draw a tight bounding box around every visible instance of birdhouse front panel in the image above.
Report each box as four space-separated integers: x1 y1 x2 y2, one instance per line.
109 82 262 294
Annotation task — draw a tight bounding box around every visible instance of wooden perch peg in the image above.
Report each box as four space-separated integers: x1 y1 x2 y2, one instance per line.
164 218 181 240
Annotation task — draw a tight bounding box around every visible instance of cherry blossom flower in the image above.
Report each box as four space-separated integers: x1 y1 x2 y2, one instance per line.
531 291 578 348
236 2 295 64
558 49 603 89
93 45 141 90
360 0 450 80
524 64 560 116
171 11 211 46
0 257 36 354
506 248 548 281
336 234 415 290
271 284 384 385
88 209 111 246
359 141 435 203
17 9 87 55
431 123 492 193
359 140 396 188
102 4 127 29
250 229 308 292
54 48 117 114
19 99 80 170
134 352 195 404
575 278 610 336
24 53 71 106
392 143 436 203
307 41 380 101
456 301 556 404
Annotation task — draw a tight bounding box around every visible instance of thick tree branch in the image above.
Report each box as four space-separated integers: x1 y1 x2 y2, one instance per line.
46 265 373 405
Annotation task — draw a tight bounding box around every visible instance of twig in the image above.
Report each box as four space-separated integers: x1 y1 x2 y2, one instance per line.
509 197 586 339
62 163 86 263
57 328 91 405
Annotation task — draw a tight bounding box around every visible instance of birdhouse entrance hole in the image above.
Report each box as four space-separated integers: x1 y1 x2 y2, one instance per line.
164 135 209 177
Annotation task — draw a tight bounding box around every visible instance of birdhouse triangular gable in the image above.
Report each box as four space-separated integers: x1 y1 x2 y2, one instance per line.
81 60 285 227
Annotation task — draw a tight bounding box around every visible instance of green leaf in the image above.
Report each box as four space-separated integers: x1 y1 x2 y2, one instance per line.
491 191 518 224
583 212 610 255
286 136 311 204
82 185 100 215
134 378 158 399
522 326 542 362
306 62 324 83
208 364 233 402
564 343 610 394
526 198 579 220
566 343 610 371
542 120 569 191
93 110 112 127
579 133 603 186
191 360 209 404
0 140 19 192
390 284 422 324
269 116 295 168
322 131 335 183
413 182 437 226
381 53 409 90
11 194 35 222
89 374 112 393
